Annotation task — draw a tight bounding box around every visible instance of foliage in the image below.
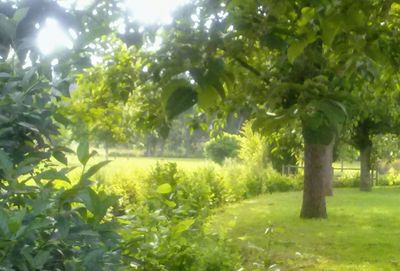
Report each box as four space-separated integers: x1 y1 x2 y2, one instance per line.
204 133 240 164
267 125 303 172
377 169 400 186
334 172 360 188
238 121 268 167
0 141 122 270
61 37 141 147
118 163 242 270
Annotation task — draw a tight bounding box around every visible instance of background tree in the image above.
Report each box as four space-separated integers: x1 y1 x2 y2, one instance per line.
54 0 400 219
139 0 400 218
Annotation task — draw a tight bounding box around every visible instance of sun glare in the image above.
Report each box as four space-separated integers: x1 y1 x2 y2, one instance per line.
37 0 190 55
125 0 190 25
37 18 73 55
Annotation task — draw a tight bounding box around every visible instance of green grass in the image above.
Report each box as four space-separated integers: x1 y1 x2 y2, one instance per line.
106 156 211 169
67 156 214 176
210 187 400 271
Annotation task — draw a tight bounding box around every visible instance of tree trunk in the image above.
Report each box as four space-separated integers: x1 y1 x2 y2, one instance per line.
360 144 372 191
300 142 331 219
324 139 334 196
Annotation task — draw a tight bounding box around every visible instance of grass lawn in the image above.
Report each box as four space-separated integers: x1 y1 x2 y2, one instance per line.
210 187 400 271
104 156 212 170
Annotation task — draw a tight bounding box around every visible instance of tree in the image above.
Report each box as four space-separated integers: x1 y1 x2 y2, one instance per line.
141 0 400 218
0 1 130 268
349 84 400 191
61 0 400 218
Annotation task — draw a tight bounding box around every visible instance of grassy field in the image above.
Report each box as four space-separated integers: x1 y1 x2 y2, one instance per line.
66 155 216 181
210 187 400 271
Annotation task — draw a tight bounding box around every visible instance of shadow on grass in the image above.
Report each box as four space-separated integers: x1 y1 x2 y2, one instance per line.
211 188 400 270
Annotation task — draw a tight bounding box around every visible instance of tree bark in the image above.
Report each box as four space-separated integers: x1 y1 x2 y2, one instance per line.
300 142 331 219
360 144 372 191
324 139 334 196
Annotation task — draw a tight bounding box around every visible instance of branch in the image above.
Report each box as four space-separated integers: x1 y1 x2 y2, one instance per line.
232 56 270 84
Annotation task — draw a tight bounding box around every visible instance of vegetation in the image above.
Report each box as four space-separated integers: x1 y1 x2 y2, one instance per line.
211 187 400 271
2 0 400 269
204 133 240 164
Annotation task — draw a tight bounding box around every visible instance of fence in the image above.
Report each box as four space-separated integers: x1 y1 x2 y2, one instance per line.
282 164 380 185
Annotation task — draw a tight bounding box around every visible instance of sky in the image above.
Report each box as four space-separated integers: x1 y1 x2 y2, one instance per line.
37 0 190 55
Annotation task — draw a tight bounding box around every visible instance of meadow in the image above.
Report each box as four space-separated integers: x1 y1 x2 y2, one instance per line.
61 154 400 270
211 187 400 271
91 156 400 270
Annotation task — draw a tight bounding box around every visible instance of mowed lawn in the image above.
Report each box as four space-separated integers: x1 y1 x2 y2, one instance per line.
210 187 400 271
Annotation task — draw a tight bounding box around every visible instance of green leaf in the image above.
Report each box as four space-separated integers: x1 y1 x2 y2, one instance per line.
53 150 68 165
156 183 172 194
298 7 315 28
197 86 220 111
82 160 110 180
22 67 36 87
78 188 116 220
78 187 97 213
32 250 50 270
366 41 387 65
164 200 176 208
288 41 306 64
345 8 366 30
77 139 90 165
0 149 13 179
172 218 195 235
320 16 340 47
165 85 197 119
302 99 347 144
287 33 317 64
260 32 287 50
56 215 70 238
0 14 16 41
53 113 70 126
17 122 39 133
83 249 104 270
37 169 70 183
13 8 29 24
0 208 9 236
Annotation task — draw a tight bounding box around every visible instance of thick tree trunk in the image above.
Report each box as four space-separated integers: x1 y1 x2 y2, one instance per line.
324 140 334 196
300 142 331 219
360 144 372 191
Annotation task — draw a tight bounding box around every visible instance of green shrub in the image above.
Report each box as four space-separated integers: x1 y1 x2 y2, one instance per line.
378 169 400 186
120 163 243 270
220 159 248 202
204 133 240 164
265 171 303 193
0 142 122 270
238 121 268 168
334 173 360 188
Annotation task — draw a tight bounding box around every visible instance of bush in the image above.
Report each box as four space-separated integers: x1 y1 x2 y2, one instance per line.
0 142 122 271
334 172 360 187
204 133 240 164
265 171 303 193
378 169 400 186
119 163 243 270
238 121 268 167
